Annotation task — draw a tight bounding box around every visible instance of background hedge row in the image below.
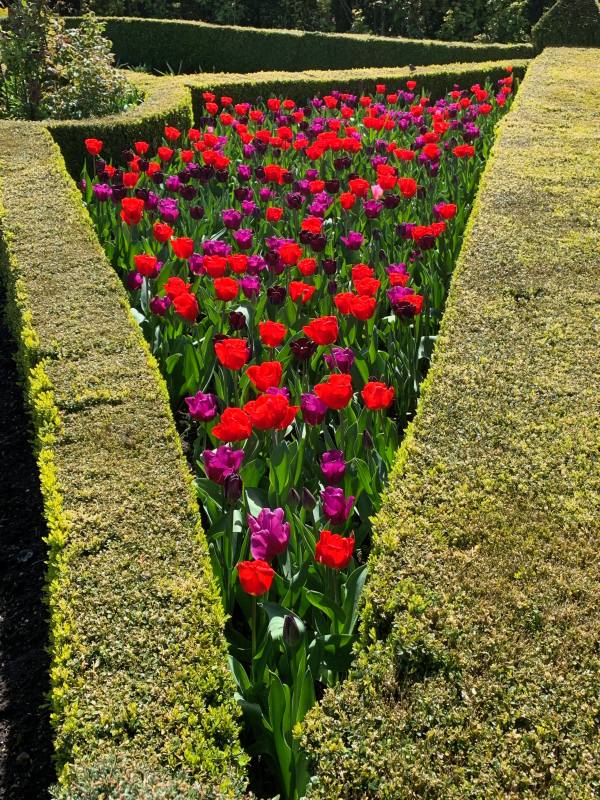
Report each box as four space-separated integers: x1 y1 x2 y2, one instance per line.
302 46 600 798
0 122 246 797
50 60 529 177
532 0 600 51
64 15 533 74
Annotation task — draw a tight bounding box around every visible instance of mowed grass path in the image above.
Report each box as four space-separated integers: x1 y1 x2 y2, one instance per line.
304 47 600 799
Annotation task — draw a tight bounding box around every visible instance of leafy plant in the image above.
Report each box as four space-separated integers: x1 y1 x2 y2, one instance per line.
0 1 141 120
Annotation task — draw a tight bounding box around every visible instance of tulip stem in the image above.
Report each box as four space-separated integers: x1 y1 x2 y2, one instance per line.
251 596 257 682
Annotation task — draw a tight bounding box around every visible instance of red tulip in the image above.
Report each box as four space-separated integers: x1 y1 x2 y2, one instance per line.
246 361 283 392
237 560 275 596
314 374 353 410
84 138 103 156
215 338 250 370
173 291 198 323
315 530 354 570
303 316 339 346
171 237 194 260
214 277 239 301
362 381 395 410
212 407 253 442
259 321 287 347
243 394 298 430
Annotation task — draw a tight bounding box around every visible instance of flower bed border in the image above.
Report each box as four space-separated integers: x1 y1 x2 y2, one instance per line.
0 59 527 797
302 47 600 798
63 15 533 75
50 61 529 177
0 122 245 797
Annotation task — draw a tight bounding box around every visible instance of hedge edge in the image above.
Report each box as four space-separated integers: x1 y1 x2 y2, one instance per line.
302 47 600 798
64 15 533 74
182 60 529 113
0 124 247 796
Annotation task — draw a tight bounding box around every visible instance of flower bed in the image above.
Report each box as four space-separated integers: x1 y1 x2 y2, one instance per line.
82 73 515 797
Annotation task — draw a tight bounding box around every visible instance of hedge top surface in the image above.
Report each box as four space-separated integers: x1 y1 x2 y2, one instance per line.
303 46 600 799
0 122 246 794
64 15 533 73
532 0 600 51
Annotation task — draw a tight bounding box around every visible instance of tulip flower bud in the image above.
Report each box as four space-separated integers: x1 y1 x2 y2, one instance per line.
190 205 205 220
283 614 304 649
322 258 337 276
287 488 301 507
302 487 317 511
363 429 374 450
223 473 243 505
229 311 247 331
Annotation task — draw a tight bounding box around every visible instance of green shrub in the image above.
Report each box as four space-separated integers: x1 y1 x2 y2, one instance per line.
531 0 600 51
302 46 600 798
0 2 140 120
63 15 533 73
0 120 246 798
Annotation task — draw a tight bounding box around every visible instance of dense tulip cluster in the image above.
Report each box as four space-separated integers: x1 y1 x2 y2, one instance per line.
82 70 513 798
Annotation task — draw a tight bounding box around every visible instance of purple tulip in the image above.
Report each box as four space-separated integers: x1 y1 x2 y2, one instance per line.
240 276 260 300
341 231 364 250
266 386 291 400
324 347 354 374
321 487 355 525
301 393 328 425
203 239 231 257
92 183 112 202
158 197 179 223
237 164 252 181
222 208 243 230
126 270 143 290
185 391 218 422
248 507 290 561
320 450 346 485
233 228 253 250
188 253 205 276
203 446 245 484
149 295 171 316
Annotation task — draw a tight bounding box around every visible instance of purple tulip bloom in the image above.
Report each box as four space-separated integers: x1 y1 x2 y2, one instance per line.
321 487 355 525
237 164 252 181
248 507 290 561
341 231 364 250
266 386 291 400
324 347 355 374
240 276 260 300
92 183 112 202
203 446 245 485
233 228 253 250
320 450 346 485
126 270 143 290
222 208 243 230
301 393 328 425
185 391 218 422
149 295 171 316
363 200 383 219
158 197 180 223
188 253 205 276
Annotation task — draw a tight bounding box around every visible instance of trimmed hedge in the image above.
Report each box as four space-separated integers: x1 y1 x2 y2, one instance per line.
47 71 193 177
532 0 600 51
302 46 600 798
0 122 246 797
183 61 529 117
64 15 533 74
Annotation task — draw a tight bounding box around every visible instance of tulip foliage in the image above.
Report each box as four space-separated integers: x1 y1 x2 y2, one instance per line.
81 72 513 798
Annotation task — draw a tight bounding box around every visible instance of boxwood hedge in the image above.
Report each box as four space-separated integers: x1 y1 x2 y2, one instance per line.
532 0 600 52
302 46 600 799
63 15 533 75
183 61 528 118
0 122 246 797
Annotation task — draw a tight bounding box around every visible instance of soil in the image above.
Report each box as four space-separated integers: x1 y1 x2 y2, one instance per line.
0 289 53 800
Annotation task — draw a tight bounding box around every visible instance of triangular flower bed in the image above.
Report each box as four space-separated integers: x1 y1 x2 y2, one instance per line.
81 71 515 798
